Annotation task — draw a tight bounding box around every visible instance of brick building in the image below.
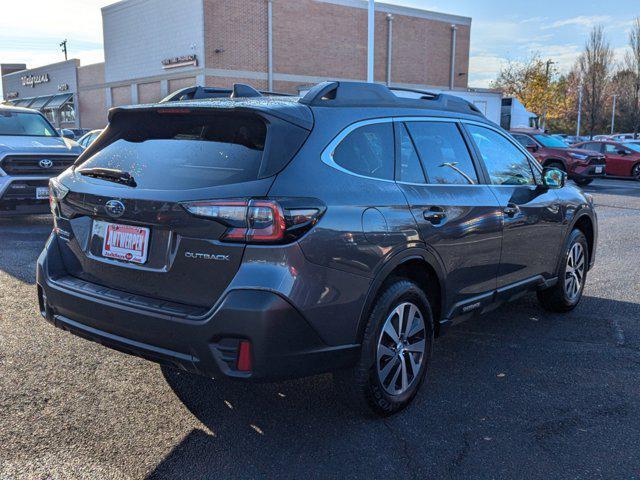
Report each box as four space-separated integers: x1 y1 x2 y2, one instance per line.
2 0 472 129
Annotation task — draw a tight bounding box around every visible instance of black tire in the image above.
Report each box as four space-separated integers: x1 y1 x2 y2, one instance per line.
537 229 589 313
573 178 593 187
334 280 434 416
546 161 566 172
632 163 640 180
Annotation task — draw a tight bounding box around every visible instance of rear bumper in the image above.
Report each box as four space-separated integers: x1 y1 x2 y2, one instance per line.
37 235 359 381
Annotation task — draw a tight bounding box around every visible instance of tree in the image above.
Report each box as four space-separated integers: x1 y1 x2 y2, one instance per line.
578 26 614 138
625 17 640 138
491 55 567 130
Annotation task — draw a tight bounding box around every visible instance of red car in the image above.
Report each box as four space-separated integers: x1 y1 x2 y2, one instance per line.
573 140 640 179
511 131 606 186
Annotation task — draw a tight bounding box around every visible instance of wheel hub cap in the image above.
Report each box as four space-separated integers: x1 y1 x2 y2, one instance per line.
564 242 585 301
376 302 426 396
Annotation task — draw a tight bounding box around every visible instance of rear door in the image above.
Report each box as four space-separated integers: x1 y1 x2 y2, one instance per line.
394 118 503 313
464 123 564 288
55 108 309 308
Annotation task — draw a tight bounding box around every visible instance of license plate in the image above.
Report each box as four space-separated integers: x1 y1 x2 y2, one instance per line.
595 166 603 174
36 187 49 200
95 221 150 265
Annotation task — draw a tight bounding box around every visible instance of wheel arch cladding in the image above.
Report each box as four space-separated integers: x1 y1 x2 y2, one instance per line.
357 251 445 341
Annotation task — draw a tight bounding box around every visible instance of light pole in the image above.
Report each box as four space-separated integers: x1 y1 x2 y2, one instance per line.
576 82 583 137
541 60 555 131
610 94 618 135
367 0 375 83
60 39 68 61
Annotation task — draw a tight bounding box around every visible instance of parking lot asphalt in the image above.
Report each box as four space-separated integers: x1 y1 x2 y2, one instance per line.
1 178 639 480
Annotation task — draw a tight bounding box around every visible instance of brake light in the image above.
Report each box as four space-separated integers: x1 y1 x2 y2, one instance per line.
182 198 324 244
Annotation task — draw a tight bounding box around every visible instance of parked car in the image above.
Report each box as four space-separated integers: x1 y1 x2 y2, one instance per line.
510 130 606 186
611 133 637 142
77 129 103 149
573 140 640 178
0 106 82 216
38 82 597 415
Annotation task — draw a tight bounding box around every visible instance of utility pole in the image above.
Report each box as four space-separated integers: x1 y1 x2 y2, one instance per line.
610 94 618 135
576 82 583 137
60 39 68 61
367 0 375 83
541 59 555 131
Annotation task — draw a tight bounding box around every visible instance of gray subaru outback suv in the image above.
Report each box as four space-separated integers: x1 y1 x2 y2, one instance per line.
37 82 597 415
0 106 82 215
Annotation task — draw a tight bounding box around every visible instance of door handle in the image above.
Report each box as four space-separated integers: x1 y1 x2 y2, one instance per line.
423 206 447 224
503 204 520 217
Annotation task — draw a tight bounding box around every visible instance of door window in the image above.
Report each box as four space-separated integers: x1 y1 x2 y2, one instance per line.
333 123 395 180
467 125 535 186
583 142 602 152
604 143 628 155
405 121 478 185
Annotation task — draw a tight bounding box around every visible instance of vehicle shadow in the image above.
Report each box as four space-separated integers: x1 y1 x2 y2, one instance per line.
149 293 640 479
0 215 51 285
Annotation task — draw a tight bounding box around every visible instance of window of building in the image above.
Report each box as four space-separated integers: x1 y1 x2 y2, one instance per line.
405 121 478 185
332 123 394 180
467 124 535 186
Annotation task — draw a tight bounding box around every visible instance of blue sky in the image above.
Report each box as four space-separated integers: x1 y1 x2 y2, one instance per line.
0 0 638 94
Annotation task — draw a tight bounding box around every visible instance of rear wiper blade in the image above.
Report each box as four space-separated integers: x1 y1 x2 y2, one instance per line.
78 167 137 187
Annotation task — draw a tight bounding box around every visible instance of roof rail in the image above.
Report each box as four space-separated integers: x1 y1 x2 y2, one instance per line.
230 83 263 99
388 86 438 99
298 81 484 117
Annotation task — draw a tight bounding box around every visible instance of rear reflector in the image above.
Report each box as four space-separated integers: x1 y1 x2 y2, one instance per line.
237 340 252 372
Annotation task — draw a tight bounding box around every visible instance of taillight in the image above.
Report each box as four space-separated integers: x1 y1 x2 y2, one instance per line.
182 198 325 244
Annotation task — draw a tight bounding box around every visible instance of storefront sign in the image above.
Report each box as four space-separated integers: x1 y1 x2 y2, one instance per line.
161 54 197 69
5 92 19 99
21 73 50 88
58 83 69 92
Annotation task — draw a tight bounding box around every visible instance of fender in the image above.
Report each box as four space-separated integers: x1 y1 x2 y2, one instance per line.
355 245 447 341
554 209 596 274
543 157 569 171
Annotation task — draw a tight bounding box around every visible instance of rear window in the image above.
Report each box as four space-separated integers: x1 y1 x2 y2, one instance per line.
78 112 286 190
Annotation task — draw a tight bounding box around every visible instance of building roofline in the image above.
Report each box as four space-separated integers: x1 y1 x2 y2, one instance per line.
2 59 80 79
316 0 471 25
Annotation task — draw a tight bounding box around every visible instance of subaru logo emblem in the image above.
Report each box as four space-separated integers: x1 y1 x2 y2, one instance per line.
105 200 125 218
39 158 53 169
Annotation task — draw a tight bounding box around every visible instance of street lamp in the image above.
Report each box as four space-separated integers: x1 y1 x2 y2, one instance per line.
611 94 618 135
367 0 375 83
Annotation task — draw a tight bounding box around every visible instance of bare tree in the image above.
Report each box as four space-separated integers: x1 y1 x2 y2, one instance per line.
626 17 640 138
578 26 614 138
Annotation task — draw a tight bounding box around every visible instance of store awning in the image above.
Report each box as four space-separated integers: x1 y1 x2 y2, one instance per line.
28 95 55 110
13 98 36 108
45 93 73 109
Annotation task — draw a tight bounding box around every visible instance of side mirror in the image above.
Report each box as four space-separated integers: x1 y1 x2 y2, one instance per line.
60 129 75 139
542 167 566 189
526 144 539 153
617 149 628 156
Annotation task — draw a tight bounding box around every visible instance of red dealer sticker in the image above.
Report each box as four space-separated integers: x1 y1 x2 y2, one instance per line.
101 222 150 265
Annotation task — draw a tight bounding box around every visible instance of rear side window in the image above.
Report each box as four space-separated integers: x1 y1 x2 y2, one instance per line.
405 121 478 185
512 134 536 148
78 112 293 190
332 123 394 180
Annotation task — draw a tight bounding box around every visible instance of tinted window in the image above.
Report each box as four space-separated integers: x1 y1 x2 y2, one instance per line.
512 134 536 148
604 143 628 155
406 121 478 185
533 134 568 148
79 112 268 190
583 142 602 152
467 125 535 186
333 123 394 180
0 111 57 137
398 123 426 183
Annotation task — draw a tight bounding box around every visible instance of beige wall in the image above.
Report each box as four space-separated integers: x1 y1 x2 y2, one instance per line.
168 77 197 95
78 89 107 129
138 81 162 104
112 85 131 107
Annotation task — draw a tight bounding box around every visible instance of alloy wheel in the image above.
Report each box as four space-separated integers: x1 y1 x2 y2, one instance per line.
564 242 585 301
376 302 426 395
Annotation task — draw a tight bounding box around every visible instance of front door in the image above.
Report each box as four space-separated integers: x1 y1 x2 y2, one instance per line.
465 124 565 288
394 119 503 310
603 143 634 176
